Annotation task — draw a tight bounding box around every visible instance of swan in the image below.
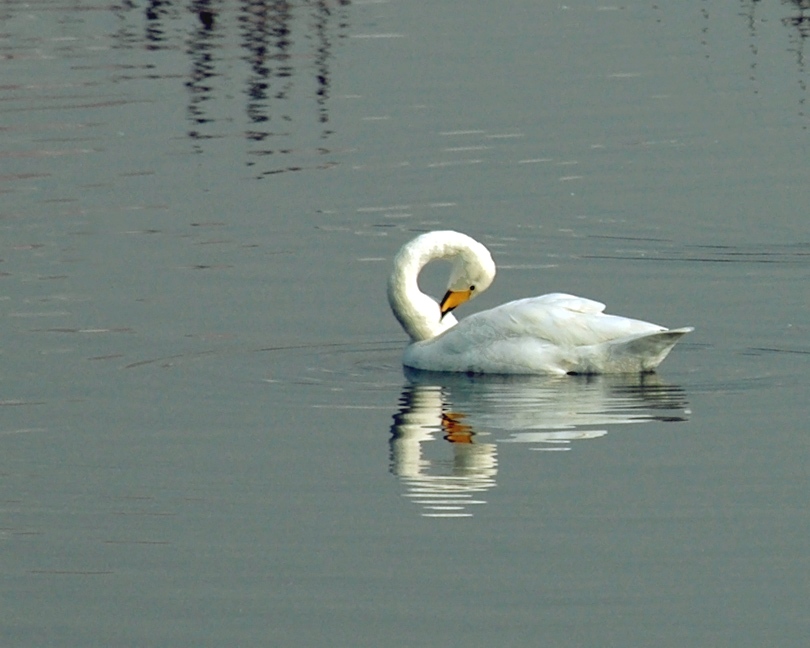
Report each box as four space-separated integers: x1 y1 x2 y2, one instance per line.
387 230 693 375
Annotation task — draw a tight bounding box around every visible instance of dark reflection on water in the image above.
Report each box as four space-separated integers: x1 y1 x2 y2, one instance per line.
738 0 810 123
186 0 220 147
390 370 690 518
101 0 810 178
111 0 349 175
144 0 177 48
781 0 810 123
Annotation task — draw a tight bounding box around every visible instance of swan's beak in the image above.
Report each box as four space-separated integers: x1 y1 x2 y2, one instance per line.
439 289 471 319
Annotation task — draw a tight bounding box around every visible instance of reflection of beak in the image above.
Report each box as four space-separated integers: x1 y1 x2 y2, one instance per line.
441 412 474 443
439 289 472 319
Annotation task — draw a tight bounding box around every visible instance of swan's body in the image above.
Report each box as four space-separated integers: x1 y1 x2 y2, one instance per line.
387 230 692 375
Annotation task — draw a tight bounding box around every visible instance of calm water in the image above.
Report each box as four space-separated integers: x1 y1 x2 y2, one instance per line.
2 0 809 645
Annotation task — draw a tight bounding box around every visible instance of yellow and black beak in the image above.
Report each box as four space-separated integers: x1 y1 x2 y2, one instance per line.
439 289 472 319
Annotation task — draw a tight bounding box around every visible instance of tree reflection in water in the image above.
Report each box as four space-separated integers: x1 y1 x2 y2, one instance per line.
111 0 350 176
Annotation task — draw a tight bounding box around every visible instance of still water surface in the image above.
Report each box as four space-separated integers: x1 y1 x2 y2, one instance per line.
2 0 809 646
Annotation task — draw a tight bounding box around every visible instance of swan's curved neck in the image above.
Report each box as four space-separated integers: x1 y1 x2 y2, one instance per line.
387 233 464 342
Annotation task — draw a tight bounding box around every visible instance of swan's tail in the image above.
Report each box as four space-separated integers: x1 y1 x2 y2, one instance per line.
603 327 694 373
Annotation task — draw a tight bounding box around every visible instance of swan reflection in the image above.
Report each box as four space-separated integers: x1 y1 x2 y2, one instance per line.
389 370 690 518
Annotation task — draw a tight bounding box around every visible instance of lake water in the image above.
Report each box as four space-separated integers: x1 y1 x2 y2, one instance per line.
2 0 809 645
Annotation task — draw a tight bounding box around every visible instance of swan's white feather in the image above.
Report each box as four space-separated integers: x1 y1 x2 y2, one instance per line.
388 231 692 375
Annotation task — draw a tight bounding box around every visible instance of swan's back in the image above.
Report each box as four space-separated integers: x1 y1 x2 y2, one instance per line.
402 293 692 375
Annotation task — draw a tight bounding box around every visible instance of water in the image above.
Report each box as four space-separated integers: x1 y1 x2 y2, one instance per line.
2 0 809 646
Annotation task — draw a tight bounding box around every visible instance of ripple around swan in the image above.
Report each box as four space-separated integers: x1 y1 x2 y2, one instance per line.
390 371 690 518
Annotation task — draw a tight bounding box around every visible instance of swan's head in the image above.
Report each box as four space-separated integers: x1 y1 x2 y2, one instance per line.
439 237 496 319
388 230 497 341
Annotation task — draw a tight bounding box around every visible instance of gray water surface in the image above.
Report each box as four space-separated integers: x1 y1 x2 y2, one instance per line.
2 1 809 646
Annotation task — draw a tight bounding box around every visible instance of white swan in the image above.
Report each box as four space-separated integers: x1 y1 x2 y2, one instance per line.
387 230 693 375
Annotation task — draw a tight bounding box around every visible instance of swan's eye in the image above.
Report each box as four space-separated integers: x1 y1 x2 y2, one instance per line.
470 285 476 292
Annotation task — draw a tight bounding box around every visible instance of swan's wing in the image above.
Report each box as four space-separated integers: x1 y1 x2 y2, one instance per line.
403 293 690 374
507 293 607 314
458 292 665 347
